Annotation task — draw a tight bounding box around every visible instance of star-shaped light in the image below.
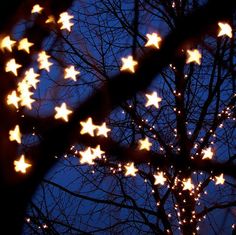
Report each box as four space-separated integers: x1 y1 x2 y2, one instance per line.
182 178 194 191
19 90 35 109
91 145 105 158
145 32 162 49
5 58 22 76
54 102 72 122
0 35 16 52
46 15 55 24
9 125 21 144
38 51 53 72
139 137 152 151
124 162 138 176
79 147 96 165
14 155 31 173
7 90 20 109
18 38 34 54
31 4 43 14
64 65 80 81
80 117 97 136
96 122 111 137
24 68 40 89
218 22 232 38
202 147 214 160
145 91 162 108
120 55 138 73
58 12 74 32
186 49 202 65
154 172 166 185
215 173 225 185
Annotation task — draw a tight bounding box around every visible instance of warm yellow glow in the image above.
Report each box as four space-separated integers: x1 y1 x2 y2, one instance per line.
58 12 74 32
186 49 202 65
64 65 80 81
31 4 43 14
202 147 213 160
5 58 22 76
145 32 162 49
80 117 97 136
7 90 20 109
14 155 31 174
19 90 35 109
120 55 138 73
145 91 162 108
54 102 72 122
9 125 21 144
139 137 152 151
24 68 39 89
96 122 111 137
18 38 34 54
182 178 194 191
91 145 105 158
154 172 166 185
218 22 232 38
38 51 53 72
215 173 225 185
46 15 55 24
79 147 96 165
124 162 138 176
0 35 16 52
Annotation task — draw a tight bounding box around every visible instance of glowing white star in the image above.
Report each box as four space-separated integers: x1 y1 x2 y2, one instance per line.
14 155 31 173
79 147 96 165
218 22 232 38
182 178 194 191
145 91 162 108
0 35 16 52
80 117 97 136
9 125 21 144
54 103 72 122
7 90 20 109
120 55 138 73
38 51 53 72
138 137 152 151
96 122 111 137
18 38 34 54
186 49 202 65
215 173 225 185
31 4 43 14
24 68 39 89
64 65 80 81
58 12 74 32
202 147 214 160
124 162 138 176
145 32 162 49
91 145 105 158
5 59 22 76
154 172 166 185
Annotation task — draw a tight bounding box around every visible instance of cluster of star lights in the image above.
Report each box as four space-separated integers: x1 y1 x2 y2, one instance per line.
3 4 233 229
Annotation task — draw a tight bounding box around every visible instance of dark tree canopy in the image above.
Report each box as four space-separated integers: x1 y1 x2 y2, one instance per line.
0 0 235 234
